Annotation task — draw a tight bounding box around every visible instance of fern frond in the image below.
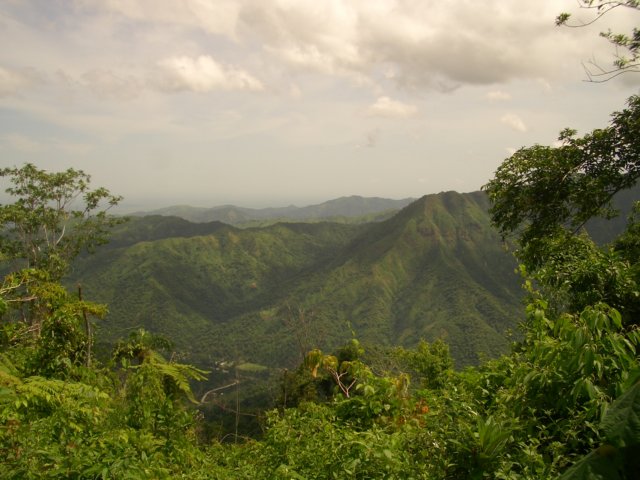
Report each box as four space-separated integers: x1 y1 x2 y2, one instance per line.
17 376 66 406
0 353 22 389
153 361 208 403
15 376 109 409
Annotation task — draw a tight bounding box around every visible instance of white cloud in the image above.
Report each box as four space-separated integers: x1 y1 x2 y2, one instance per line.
269 44 353 75
501 113 527 132
0 66 35 96
155 55 264 93
486 90 512 101
367 96 417 118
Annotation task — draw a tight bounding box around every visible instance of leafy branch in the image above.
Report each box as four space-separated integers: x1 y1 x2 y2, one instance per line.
556 1 640 81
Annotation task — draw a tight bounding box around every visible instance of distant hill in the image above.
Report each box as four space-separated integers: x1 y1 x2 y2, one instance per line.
70 191 523 370
129 196 416 226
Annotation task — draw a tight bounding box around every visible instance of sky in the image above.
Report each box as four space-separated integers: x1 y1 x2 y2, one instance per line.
1 0 639 211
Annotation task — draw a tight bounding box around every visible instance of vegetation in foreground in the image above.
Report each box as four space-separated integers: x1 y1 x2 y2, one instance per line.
1 90 640 479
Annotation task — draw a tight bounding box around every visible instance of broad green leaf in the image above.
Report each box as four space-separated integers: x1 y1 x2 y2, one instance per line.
609 308 622 329
601 380 640 446
559 450 622 480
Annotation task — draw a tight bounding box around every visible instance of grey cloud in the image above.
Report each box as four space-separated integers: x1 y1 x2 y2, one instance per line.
81 69 143 100
363 128 380 148
47 68 144 101
60 1 625 93
357 3 558 87
235 1 586 89
240 1 369 84
44 58 263 100
78 0 242 38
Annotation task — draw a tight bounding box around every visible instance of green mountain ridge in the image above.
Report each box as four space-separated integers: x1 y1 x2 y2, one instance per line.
105 215 232 248
129 195 416 226
70 191 522 370
262 190 522 366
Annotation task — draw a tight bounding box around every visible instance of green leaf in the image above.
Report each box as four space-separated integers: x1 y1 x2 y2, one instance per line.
584 379 599 400
609 308 622 329
559 449 622 480
601 380 640 447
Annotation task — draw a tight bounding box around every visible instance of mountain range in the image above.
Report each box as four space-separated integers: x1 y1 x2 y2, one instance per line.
70 190 524 371
128 195 416 226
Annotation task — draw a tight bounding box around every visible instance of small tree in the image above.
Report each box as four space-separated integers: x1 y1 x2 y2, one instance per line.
0 164 124 351
0 163 124 280
483 95 640 268
394 339 453 390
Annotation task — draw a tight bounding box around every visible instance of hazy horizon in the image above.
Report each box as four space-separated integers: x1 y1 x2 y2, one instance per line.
115 191 428 213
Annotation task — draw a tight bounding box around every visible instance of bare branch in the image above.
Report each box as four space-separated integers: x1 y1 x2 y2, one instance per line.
561 2 625 27
558 0 640 82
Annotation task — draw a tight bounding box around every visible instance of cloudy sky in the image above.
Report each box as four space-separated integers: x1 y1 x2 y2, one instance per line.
1 0 639 210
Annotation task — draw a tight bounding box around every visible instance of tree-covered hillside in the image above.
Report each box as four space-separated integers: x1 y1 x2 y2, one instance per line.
69 190 522 369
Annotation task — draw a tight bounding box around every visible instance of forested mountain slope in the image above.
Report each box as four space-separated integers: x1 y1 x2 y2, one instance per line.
70 191 523 369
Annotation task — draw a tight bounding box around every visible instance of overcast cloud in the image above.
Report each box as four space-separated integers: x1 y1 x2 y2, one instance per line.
0 0 638 210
